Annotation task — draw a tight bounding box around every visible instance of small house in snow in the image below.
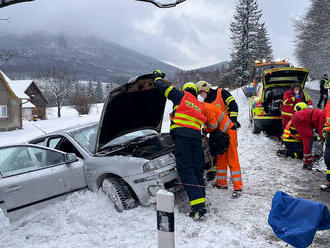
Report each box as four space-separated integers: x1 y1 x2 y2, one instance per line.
0 70 48 131
7 79 48 120
0 71 22 131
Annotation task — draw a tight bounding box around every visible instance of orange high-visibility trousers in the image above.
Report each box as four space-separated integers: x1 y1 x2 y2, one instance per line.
215 129 243 190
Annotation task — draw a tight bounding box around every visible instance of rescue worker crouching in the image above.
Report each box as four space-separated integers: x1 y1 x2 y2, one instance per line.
153 69 207 220
196 81 243 199
291 105 325 170
277 102 307 159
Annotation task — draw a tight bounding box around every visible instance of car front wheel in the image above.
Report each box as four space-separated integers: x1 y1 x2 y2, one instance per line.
102 177 138 212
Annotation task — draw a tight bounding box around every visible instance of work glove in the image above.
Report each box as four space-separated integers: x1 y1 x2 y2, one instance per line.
153 69 165 81
201 127 208 135
234 121 241 129
323 130 328 141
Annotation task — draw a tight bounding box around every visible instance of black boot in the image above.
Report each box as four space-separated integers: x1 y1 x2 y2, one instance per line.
320 182 330 191
231 189 242 199
206 171 216 181
189 208 207 221
276 149 286 157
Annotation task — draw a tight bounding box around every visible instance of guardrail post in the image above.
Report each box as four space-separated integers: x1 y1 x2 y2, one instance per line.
157 190 175 248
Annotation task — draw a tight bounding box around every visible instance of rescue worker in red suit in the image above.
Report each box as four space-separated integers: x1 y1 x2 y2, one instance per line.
202 102 243 199
291 106 325 170
281 83 305 130
196 81 240 183
277 102 308 159
321 100 330 191
153 70 207 220
196 81 243 198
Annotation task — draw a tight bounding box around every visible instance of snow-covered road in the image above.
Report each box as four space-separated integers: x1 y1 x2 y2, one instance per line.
0 89 329 248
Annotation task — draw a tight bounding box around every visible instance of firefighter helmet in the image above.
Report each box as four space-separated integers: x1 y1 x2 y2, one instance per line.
196 80 211 93
294 102 308 112
182 82 198 94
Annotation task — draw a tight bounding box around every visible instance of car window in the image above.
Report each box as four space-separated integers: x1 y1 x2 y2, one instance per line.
48 137 83 158
34 139 46 146
0 146 66 177
48 137 61 149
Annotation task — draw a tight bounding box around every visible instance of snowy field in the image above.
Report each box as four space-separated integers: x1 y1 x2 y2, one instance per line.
0 90 329 247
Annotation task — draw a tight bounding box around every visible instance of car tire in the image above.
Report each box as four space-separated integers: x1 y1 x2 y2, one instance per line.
251 116 261 134
102 177 138 212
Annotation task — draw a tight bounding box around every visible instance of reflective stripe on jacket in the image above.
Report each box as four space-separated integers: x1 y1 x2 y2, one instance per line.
282 120 301 142
203 102 234 134
171 92 207 131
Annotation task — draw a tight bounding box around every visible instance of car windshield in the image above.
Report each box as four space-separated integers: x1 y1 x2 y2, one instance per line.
70 125 98 154
101 129 157 150
70 125 157 153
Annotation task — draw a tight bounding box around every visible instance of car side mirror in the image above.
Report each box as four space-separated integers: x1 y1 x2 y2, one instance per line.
65 153 78 164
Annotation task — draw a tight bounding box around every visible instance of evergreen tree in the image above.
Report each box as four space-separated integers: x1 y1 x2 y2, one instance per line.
229 0 273 86
295 0 330 78
87 80 95 100
95 81 104 103
255 23 273 61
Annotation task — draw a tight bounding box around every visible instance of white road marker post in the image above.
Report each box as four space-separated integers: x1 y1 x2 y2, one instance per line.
157 190 175 248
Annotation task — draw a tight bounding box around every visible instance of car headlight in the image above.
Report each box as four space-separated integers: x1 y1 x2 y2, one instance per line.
143 154 175 172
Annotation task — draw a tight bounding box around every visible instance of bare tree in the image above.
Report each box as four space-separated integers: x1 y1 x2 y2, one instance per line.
38 68 76 118
71 83 93 115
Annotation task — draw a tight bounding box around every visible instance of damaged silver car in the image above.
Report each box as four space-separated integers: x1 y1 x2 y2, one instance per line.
1 74 178 214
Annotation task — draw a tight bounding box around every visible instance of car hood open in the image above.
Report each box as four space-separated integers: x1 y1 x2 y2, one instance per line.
262 68 310 88
95 74 167 153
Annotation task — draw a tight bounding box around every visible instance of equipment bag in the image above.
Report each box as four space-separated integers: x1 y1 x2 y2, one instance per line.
268 191 330 248
209 128 230 156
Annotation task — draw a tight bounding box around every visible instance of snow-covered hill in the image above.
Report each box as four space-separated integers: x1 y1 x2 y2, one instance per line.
0 89 329 247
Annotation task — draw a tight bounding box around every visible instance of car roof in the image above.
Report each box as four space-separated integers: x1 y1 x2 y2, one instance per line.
56 122 99 134
29 122 99 141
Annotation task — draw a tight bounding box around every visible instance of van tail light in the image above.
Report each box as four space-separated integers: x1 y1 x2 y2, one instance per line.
255 102 263 108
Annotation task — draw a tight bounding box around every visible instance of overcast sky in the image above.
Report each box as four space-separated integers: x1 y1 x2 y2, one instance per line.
0 0 311 70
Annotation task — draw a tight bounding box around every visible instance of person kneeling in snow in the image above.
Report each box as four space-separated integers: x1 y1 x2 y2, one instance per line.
277 103 307 159
291 104 325 170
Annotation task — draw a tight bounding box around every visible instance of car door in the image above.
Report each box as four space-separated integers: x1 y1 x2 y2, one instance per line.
0 145 86 214
46 136 87 191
